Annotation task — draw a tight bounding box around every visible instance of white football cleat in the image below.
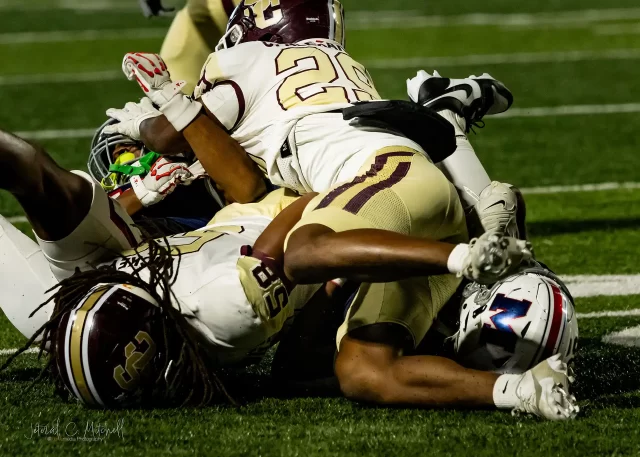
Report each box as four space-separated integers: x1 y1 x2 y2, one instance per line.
468 181 520 238
463 232 533 285
407 70 513 131
512 355 579 421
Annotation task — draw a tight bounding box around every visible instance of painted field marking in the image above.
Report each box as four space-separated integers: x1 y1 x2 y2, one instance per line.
0 28 165 44
497 103 640 118
602 325 640 347
365 48 640 69
5 48 640 86
0 347 38 356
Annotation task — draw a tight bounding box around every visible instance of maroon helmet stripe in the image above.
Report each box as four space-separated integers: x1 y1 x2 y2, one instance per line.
108 198 138 247
541 284 564 360
315 151 414 211
342 161 411 214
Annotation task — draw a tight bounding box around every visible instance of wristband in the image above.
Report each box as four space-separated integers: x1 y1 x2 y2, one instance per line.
447 243 470 274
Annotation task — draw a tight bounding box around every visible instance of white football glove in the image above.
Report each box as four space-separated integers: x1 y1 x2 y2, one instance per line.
122 52 202 131
131 157 197 207
451 232 532 285
104 97 161 140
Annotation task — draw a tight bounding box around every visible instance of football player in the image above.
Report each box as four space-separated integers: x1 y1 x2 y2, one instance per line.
0 125 325 406
106 0 576 418
0 124 533 408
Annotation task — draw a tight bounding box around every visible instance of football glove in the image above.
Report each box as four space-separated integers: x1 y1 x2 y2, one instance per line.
131 157 197 207
104 97 161 140
459 232 533 285
122 52 202 131
139 0 174 17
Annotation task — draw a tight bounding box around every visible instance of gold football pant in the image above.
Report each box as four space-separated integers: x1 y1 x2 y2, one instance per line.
288 147 469 348
160 0 241 92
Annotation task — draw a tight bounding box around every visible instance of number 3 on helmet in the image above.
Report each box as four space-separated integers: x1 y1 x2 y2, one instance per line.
216 0 345 51
454 267 579 374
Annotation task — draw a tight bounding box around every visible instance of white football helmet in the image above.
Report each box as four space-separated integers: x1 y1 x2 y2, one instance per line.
453 266 578 374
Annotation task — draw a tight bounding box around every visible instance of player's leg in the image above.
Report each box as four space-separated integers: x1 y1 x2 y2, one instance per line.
0 215 56 339
0 129 141 279
407 70 524 237
284 148 469 284
0 129 91 241
160 0 241 92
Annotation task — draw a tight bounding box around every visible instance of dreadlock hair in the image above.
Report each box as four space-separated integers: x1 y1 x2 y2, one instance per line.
0 236 235 408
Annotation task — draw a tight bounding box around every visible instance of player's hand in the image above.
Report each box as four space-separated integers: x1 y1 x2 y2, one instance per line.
104 97 161 140
462 233 533 285
121 52 203 131
131 157 197 207
122 53 171 93
139 0 175 17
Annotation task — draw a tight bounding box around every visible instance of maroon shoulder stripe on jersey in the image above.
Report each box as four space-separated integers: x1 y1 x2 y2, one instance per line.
314 151 414 211
108 198 138 247
212 80 246 131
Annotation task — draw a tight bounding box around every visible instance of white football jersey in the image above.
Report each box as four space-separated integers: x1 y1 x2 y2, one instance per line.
193 40 397 192
3 187 318 366
104 195 319 365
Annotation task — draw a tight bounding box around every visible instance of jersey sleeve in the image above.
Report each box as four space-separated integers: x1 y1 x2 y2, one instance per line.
192 45 256 130
236 254 296 336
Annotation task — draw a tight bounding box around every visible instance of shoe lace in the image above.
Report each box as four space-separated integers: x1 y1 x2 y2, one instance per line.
467 119 485 135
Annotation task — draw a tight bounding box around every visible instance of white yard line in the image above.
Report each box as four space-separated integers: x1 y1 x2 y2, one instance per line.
365 48 640 69
2 274 640 355
579 310 640 319
0 70 121 86
350 8 640 29
602 325 640 347
0 48 629 90
0 347 38 356
565 275 640 298
497 103 640 118
6 216 27 224
3 48 639 87
0 28 165 45
520 182 640 195
14 128 95 140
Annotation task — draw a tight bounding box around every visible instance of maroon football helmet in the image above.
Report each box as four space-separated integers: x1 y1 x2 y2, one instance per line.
216 0 345 50
53 283 170 408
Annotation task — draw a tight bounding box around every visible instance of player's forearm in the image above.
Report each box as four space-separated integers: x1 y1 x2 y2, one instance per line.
252 192 318 263
114 189 144 216
336 336 497 407
182 114 266 203
140 115 191 155
284 225 455 284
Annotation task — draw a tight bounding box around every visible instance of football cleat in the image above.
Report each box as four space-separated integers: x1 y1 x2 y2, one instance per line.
512 355 579 420
462 232 533 285
407 70 513 132
469 181 520 238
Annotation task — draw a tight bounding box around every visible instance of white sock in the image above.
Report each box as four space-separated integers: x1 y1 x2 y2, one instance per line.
436 110 491 207
493 373 523 409
446 243 469 275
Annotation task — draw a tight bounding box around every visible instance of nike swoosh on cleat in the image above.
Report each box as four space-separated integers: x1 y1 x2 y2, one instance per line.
485 200 507 209
441 84 473 98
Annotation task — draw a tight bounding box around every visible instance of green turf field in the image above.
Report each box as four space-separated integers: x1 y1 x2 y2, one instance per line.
2 0 640 455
